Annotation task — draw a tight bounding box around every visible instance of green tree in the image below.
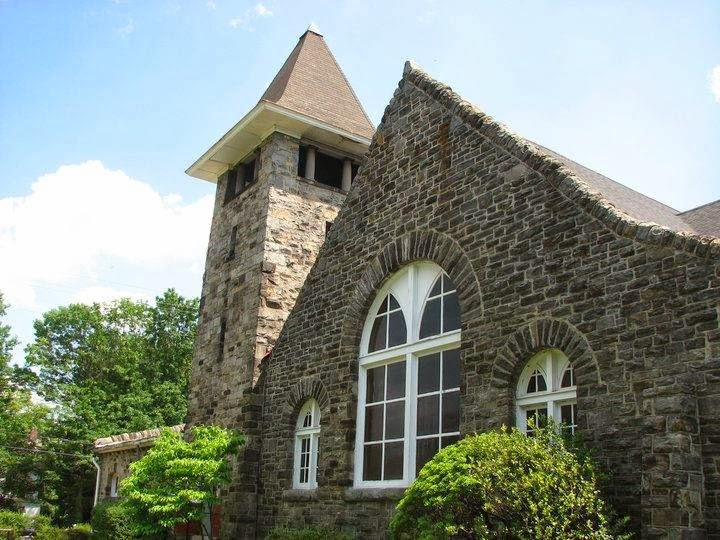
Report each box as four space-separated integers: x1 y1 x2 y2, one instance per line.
0 292 52 510
0 292 19 407
120 425 243 538
18 289 200 525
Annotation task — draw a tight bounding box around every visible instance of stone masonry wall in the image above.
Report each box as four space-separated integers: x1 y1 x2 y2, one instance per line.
96 447 147 502
254 65 719 539
187 132 345 538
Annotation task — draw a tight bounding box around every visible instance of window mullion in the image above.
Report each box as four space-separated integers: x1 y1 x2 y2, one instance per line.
406 352 417 482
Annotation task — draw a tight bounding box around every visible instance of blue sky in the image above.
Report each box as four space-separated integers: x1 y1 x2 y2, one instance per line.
1 0 719 364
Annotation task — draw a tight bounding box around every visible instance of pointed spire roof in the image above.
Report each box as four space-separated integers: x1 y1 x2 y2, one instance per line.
186 28 373 182
259 27 374 140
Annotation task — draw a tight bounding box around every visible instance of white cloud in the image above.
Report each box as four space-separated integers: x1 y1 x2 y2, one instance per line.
710 65 720 103
253 3 272 17
0 161 213 308
206 0 216 9
229 2 272 29
117 17 134 37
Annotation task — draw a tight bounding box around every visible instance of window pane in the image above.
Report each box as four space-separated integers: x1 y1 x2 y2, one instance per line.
429 277 442 297
537 373 547 392
561 367 574 388
416 437 439 475
443 293 460 332
366 366 385 403
441 434 461 448
378 296 388 313
364 404 384 441
388 311 407 348
443 274 457 292
369 315 387 352
442 391 460 433
388 295 400 310
386 362 406 400
385 401 405 439
442 349 460 390
384 442 404 480
527 374 536 393
418 352 440 394
419 298 441 338
363 444 382 481
417 395 439 436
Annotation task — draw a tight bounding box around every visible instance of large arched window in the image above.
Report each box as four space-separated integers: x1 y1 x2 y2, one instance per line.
515 349 576 436
355 262 461 488
293 399 320 489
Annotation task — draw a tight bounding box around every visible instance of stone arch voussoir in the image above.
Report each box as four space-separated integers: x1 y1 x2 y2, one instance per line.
492 318 603 392
340 229 483 357
283 376 329 429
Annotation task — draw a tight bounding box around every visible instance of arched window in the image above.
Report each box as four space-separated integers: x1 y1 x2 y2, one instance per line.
515 350 577 436
355 262 461 488
109 474 119 497
293 399 320 489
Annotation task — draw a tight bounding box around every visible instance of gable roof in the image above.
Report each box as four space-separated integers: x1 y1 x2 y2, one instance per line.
93 424 184 454
260 28 374 140
679 200 720 237
526 142 695 234
397 61 719 258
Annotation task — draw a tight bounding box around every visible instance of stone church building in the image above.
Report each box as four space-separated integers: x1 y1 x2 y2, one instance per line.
95 27 720 538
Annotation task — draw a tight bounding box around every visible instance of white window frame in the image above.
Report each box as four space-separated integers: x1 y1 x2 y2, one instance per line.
354 262 461 488
293 399 320 490
515 349 577 435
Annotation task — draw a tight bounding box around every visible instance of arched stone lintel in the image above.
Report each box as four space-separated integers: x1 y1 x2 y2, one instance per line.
492 318 604 391
340 229 483 355
283 377 329 428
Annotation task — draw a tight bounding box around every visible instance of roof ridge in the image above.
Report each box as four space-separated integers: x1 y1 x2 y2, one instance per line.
678 197 720 215
394 61 719 258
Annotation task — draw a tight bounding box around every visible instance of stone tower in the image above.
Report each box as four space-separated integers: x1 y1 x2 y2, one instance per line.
185 27 373 537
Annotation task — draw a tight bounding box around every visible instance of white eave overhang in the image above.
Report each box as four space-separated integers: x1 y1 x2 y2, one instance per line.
186 101 373 183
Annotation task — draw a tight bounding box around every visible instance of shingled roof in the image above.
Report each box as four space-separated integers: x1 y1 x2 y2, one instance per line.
679 200 720 237
260 27 374 140
527 142 698 234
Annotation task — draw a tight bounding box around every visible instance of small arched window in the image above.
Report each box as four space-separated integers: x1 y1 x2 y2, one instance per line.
109 474 119 497
293 399 321 489
356 262 462 488
516 350 576 436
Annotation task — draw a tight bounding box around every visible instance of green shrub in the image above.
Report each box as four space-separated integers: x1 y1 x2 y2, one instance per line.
35 522 68 540
65 522 92 539
91 501 133 540
0 510 31 533
267 526 353 540
389 427 630 539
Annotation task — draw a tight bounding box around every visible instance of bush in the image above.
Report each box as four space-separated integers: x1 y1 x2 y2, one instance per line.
91 501 133 540
65 522 92 539
267 527 353 540
389 427 630 539
35 522 68 540
0 510 31 533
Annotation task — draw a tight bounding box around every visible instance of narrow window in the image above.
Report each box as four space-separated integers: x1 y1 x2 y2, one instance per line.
226 225 238 261
325 221 333 236
224 169 238 204
109 474 119 497
293 399 320 489
314 151 344 189
516 350 577 435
